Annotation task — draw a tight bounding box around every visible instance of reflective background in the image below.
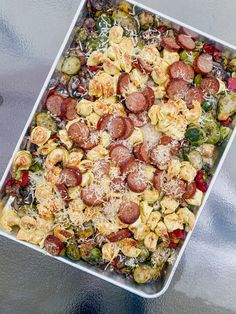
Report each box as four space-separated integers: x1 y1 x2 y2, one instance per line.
0 1 236 313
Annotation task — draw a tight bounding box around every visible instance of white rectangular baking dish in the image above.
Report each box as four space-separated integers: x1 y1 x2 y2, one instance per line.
0 0 236 298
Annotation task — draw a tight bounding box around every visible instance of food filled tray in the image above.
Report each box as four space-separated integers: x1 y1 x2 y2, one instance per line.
0 0 236 298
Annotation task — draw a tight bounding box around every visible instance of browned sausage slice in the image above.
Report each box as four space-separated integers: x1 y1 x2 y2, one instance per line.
110 145 133 167
169 61 194 82
143 86 155 107
185 87 205 107
153 170 165 191
59 167 82 187
108 116 126 140
44 235 65 256
162 37 180 52
182 182 197 199
150 145 172 168
127 171 147 193
128 112 149 127
194 53 213 75
166 79 190 100
93 159 110 178
64 98 77 120
81 184 105 206
133 143 150 163
117 73 130 95
108 229 132 242
132 58 153 74
68 121 90 144
200 77 219 95
120 117 134 140
97 114 112 131
80 131 99 150
46 95 64 117
118 201 140 224
120 159 139 176
181 27 198 39
163 178 186 199
177 34 196 51
56 183 70 202
125 92 148 113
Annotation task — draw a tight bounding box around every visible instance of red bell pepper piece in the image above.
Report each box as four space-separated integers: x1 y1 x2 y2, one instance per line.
88 66 102 72
169 242 178 249
20 171 29 187
169 229 186 240
228 78 236 92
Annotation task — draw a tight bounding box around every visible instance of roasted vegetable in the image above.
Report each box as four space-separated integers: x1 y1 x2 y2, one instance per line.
87 36 108 51
185 127 207 146
133 264 160 284
201 113 221 145
112 10 139 34
217 93 236 121
219 126 231 143
138 12 154 30
36 112 57 133
61 56 81 75
66 241 81 261
137 247 150 262
227 58 236 72
13 151 32 172
75 28 88 43
81 247 103 265
75 222 95 239
96 13 113 34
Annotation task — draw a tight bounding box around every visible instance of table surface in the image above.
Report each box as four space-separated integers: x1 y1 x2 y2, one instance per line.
0 1 236 313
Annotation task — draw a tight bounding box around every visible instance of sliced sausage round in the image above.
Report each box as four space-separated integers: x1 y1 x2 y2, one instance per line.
132 58 153 74
182 182 197 199
153 170 164 191
162 37 180 52
108 229 132 242
128 112 149 127
177 34 196 51
93 159 110 178
200 77 219 95
127 171 147 193
110 144 133 167
194 53 213 75
59 167 82 187
108 116 126 139
125 92 148 113
163 178 187 199
46 95 64 117
150 145 172 168
81 184 105 206
80 132 99 150
169 61 194 82
143 86 155 107
44 235 65 256
181 27 198 39
166 79 190 100
133 143 150 163
68 121 90 144
159 136 172 145
120 117 134 140
97 114 112 131
117 72 130 95
118 201 140 224
63 98 77 120
120 159 139 176
185 87 205 107
56 183 70 202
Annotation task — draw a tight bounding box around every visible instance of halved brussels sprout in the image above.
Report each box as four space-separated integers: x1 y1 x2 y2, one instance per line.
133 264 160 284
202 100 213 112
194 74 202 86
137 247 150 262
185 127 207 146
96 13 113 33
138 12 154 30
75 28 88 43
219 126 231 143
112 10 139 34
61 56 81 76
201 113 221 145
217 93 236 121
75 222 95 239
228 58 236 72
13 151 32 172
36 112 57 134
82 247 103 265
87 36 109 52
66 241 81 261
